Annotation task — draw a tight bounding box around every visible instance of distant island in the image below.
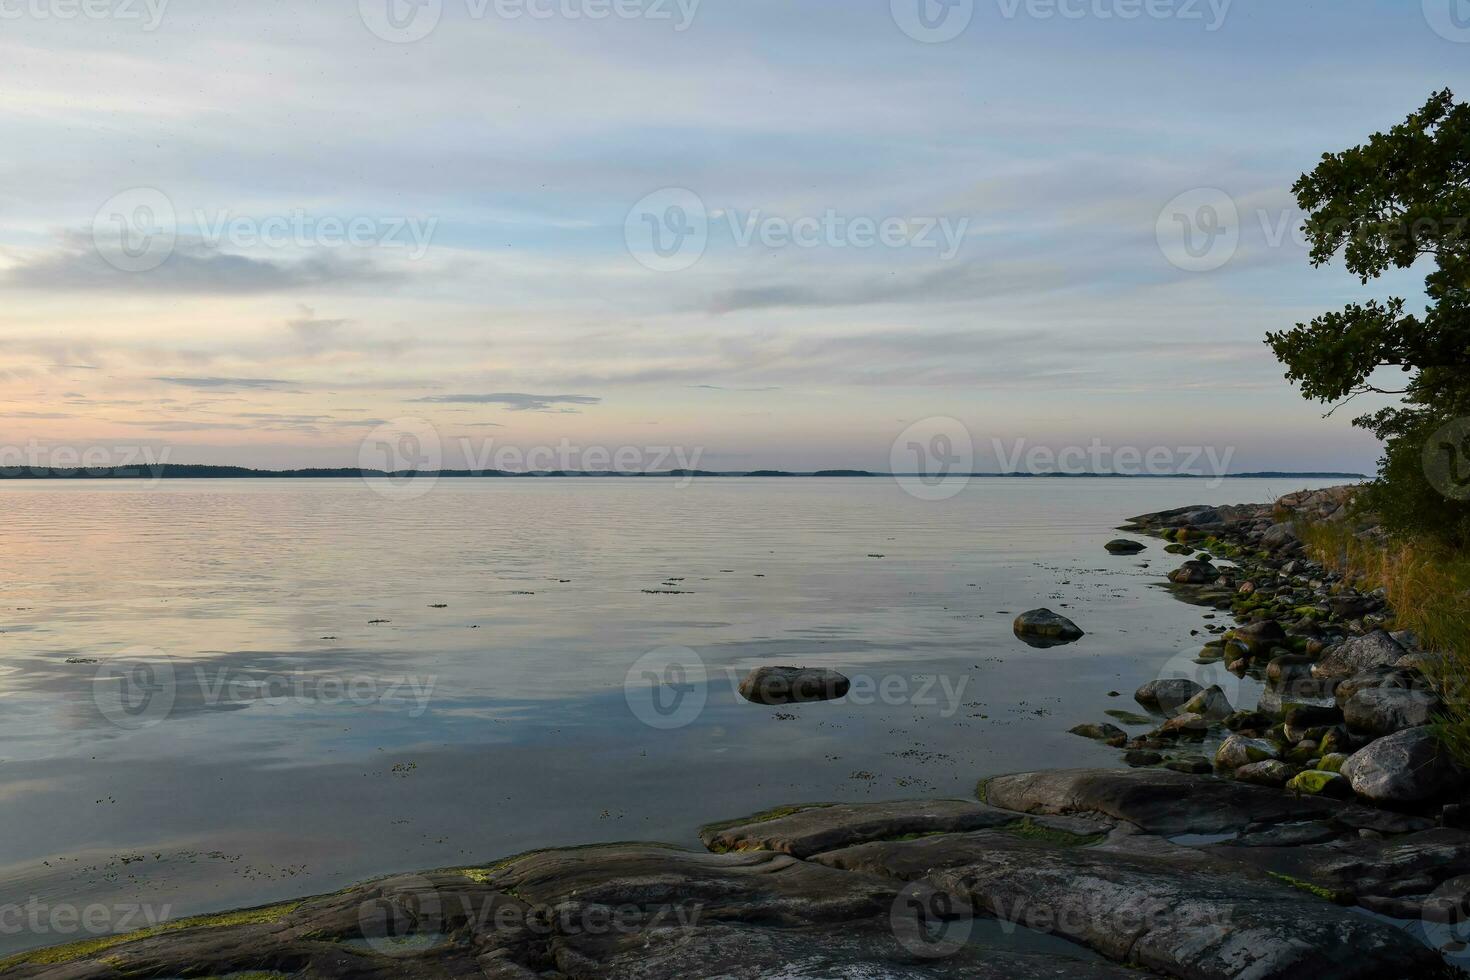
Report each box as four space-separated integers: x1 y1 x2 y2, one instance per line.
0 465 1368 480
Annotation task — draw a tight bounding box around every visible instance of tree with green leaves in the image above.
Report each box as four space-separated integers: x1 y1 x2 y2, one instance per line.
1268 88 1470 546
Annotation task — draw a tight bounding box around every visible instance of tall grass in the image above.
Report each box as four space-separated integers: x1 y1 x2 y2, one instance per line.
1299 521 1470 765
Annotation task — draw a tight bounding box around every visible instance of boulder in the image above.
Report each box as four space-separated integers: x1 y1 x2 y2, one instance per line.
1341 727 1459 804
1313 631 1407 679
1012 608 1084 646
1104 539 1146 554
1180 684 1233 720
1154 712 1209 740
1134 678 1203 713
1343 687 1442 737
1287 770 1353 799
1333 666 1417 706
1216 734 1281 770
1168 560 1218 585
1234 760 1298 787
1230 619 1287 657
1261 522 1300 552
738 666 850 705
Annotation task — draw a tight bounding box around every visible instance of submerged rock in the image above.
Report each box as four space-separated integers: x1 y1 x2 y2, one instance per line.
1104 538 1146 554
1069 722 1127 741
738 666 850 705
1012 608 1085 646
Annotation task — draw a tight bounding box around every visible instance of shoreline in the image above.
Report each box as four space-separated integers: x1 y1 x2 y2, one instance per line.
6 486 1466 978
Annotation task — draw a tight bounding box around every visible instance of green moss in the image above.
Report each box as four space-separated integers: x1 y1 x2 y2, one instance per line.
0 902 300 970
1267 871 1351 904
975 777 992 803
1000 818 1104 847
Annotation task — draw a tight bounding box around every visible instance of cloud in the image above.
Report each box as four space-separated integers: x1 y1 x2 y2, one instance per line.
3 232 402 294
409 392 602 412
287 304 351 349
689 384 782 392
152 376 294 390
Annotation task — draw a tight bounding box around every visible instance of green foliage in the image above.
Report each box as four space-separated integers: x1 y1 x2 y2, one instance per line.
1267 89 1470 546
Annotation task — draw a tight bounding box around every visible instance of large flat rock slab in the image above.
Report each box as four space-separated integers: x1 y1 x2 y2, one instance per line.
4 845 1129 980
700 799 1045 858
812 830 1443 980
982 767 1343 836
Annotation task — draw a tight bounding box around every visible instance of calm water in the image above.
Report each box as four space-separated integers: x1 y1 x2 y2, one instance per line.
0 476 1345 953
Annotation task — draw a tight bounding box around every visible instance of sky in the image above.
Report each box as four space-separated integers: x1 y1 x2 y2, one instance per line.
0 0 1465 474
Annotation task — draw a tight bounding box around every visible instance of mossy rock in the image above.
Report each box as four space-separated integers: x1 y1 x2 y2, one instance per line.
1286 770 1353 799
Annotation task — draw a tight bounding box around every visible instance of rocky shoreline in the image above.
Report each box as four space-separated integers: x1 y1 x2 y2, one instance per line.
7 486 1468 979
